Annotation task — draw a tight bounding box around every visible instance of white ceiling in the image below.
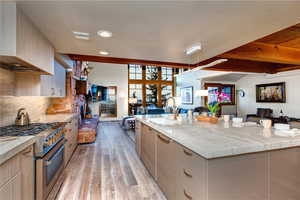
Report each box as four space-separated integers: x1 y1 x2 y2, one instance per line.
202 72 249 82
18 1 300 64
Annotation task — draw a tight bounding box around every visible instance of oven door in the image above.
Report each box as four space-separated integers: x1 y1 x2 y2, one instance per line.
36 139 65 200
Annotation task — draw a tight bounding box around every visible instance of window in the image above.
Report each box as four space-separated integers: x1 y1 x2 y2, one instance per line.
128 64 182 108
129 84 143 104
146 84 158 105
161 67 173 81
205 83 235 105
161 85 173 106
129 64 142 80
146 66 158 80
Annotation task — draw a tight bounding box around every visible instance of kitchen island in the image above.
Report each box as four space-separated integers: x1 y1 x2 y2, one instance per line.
135 115 300 200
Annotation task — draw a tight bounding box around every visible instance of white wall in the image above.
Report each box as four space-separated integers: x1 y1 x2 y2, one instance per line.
88 62 128 119
236 70 300 118
175 70 229 109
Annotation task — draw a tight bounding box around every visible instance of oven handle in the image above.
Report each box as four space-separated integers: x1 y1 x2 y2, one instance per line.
45 144 65 166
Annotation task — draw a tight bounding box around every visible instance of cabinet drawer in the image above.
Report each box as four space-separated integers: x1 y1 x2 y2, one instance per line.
0 153 21 188
176 144 206 200
178 146 205 176
179 168 204 200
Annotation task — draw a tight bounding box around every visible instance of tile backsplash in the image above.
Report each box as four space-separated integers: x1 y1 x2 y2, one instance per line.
0 96 50 127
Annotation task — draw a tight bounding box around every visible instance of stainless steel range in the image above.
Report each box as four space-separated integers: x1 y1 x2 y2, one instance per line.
0 122 67 200
0 122 66 157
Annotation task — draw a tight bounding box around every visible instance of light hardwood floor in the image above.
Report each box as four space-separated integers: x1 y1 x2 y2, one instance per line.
54 122 166 200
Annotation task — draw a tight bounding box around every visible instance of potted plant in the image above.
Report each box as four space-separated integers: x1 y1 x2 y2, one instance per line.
207 102 220 117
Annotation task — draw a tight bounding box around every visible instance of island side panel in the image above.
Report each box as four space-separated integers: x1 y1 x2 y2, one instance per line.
270 147 300 200
207 152 268 200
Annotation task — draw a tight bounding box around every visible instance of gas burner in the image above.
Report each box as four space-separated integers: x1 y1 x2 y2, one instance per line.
0 123 60 137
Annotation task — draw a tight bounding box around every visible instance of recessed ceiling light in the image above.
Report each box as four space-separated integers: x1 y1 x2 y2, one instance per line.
99 51 109 56
186 44 202 55
97 30 112 38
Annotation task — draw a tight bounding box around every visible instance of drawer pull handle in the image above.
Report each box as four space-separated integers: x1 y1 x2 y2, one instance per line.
183 190 193 200
157 134 170 144
183 149 193 156
22 147 32 155
183 169 192 178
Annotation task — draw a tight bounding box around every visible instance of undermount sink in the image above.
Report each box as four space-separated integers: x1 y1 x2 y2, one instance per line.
149 118 181 126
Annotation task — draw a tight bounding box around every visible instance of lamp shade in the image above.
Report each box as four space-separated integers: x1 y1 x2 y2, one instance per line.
128 97 138 104
195 90 208 97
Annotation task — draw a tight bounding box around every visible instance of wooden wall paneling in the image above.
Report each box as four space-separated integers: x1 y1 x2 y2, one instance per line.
219 42 300 65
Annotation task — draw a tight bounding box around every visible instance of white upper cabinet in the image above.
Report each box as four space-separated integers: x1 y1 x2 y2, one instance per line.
40 61 66 97
0 2 54 75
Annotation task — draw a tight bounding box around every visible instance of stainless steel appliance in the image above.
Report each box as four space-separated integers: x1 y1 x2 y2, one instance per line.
15 108 30 126
0 122 66 200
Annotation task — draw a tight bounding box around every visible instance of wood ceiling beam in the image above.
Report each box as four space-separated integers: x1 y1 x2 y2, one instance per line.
68 54 194 69
274 65 300 73
218 42 300 65
203 59 286 74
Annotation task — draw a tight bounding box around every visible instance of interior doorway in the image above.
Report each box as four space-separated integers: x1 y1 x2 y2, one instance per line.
99 86 117 118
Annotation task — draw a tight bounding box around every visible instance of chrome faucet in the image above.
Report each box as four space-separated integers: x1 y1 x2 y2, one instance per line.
15 108 30 126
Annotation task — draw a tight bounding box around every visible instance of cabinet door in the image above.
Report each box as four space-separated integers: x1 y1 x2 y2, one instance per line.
0 172 22 200
40 60 66 97
71 117 79 152
54 61 66 97
20 145 34 200
135 121 142 157
16 7 54 75
64 122 73 166
156 134 178 200
141 125 156 179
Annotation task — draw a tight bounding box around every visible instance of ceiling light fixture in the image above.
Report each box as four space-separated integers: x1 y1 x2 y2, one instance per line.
97 30 112 38
73 31 90 40
74 35 90 40
72 31 89 36
185 44 202 55
99 51 109 56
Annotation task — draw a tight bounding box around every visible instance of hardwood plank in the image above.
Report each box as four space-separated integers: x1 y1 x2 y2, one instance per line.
55 121 165 200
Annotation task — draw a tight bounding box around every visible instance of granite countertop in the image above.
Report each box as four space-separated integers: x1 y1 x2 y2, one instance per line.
0 136 36 165
136 115 300 159
33 113 79 123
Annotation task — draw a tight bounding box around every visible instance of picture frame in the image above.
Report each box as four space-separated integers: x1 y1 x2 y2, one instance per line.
181 86 193 104
256 82 286 103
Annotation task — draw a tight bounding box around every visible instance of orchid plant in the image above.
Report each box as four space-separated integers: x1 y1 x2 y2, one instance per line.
207 102 220 116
